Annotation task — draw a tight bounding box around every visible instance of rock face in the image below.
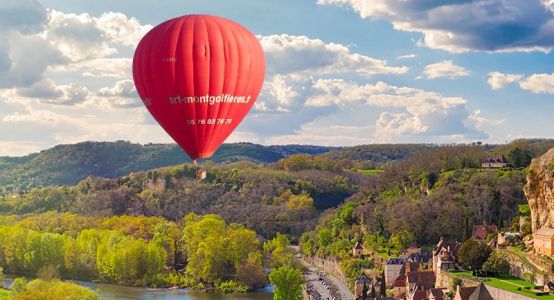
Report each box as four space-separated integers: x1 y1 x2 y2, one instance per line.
524 148 554 232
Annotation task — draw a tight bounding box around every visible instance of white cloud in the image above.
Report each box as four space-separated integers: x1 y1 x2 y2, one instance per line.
423 60 469 79
260 34 408 77
467 109 505 129
487 72 523 89
45 10 117 61
317 0 554 53
302 79 485 140
95 12 152 47
375 112 426 141
16 79 89 105
397 54 417 59
519 73 554 94
96 79 140 108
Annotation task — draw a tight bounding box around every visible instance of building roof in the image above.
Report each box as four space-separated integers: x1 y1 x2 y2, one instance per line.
533 228 554 237
412 289 428 300
434 237 462 256
428 288 444 299
472 224 498 240
457 286 477 300
355 273 371 284
353 241 364 250
456 283 493 300
393 275 406 287
408 252 431 263
386 257 406 265
482 155 507 164
408 262 420 272
406 270 435 284
469 283 493 300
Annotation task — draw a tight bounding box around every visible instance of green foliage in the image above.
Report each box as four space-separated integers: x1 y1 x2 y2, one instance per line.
264 233 295 268
218 280 249 294
0 212 264 289
482 251 510 275
451 277 462 292
10 277 26 295
12 279 101 300
390 230 415 251
182 214 264 288
458 239 492 270
269 266 305 300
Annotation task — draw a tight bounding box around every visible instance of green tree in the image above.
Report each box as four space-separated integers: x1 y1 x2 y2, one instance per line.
458 239 492 271
390 230 414 251
482 251 510 275
269 267 305 300
10 277 26 295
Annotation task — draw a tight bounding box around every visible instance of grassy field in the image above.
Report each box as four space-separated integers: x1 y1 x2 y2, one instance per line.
359 169 383 174
452 271 553 300
0 289 9 300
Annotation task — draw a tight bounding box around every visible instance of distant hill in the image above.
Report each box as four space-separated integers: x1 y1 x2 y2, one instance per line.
0 138 551 195
0 141 333 194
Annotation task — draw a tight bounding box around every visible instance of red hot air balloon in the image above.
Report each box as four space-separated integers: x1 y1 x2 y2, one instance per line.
132 15 265 171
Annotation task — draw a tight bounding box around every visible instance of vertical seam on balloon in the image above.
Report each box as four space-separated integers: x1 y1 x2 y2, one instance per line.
173 18 191 157
196 16 209 159
216 20 243 152
203 16 226 157
190 16 200 160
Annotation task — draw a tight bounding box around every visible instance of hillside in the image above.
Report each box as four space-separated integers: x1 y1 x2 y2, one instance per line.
0 141 333 194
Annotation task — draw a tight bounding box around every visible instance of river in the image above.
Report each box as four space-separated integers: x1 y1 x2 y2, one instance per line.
3 277 274 300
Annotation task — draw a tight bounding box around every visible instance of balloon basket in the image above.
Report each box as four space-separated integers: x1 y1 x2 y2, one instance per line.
195 167 207 180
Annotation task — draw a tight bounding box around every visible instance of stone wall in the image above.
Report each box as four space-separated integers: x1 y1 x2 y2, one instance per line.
437 271 539 300
435 270 481 291
303 256 348 285
485 285 535 300
501 249 553 285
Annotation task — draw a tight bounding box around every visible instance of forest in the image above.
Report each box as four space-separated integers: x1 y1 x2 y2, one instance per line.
0 138 552 296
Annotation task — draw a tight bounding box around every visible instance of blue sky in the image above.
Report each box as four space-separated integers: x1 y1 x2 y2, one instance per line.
0 0 552 155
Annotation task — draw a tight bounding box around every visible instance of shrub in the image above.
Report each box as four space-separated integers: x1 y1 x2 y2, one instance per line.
218 280 249 294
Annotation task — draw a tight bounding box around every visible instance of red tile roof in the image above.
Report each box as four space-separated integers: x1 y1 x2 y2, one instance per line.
472 224 498 240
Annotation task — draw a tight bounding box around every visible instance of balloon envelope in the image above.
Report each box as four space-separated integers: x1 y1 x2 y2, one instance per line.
133 15 265 160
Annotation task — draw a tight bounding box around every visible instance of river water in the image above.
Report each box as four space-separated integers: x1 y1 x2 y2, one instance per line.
3 277 274 300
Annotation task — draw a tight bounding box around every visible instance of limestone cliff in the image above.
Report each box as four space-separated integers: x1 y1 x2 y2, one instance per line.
524 148 554 232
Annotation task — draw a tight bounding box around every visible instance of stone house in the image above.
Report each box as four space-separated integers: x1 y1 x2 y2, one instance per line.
533 227 554 257
481 155 509 168
433 237 461 273
385 258 405 287
354 273 372 299
406 270 435 300
353 241 365 257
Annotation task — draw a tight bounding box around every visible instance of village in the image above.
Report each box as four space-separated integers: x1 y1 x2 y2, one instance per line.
302 156 554 300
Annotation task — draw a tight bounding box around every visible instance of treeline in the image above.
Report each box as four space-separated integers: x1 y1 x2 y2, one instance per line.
0 141 333 195
0 212 266 290
0 162 366 240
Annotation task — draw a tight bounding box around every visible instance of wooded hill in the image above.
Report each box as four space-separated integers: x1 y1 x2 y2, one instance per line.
0 141 334 195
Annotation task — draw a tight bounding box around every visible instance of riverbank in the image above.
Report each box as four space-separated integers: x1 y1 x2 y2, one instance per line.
2 276 273 300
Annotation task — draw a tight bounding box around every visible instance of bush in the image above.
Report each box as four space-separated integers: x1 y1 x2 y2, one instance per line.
482 251 510 275
12 279 101 300
458 239 492 270
218 280 249 294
